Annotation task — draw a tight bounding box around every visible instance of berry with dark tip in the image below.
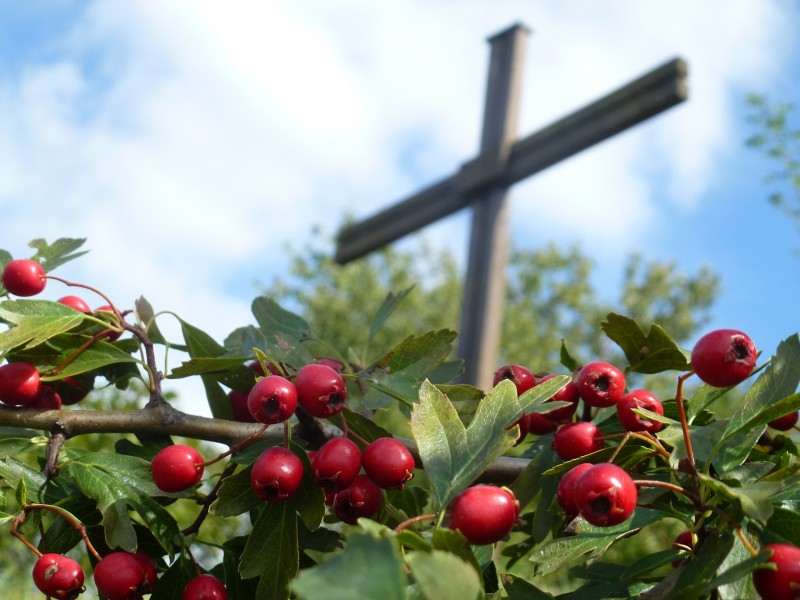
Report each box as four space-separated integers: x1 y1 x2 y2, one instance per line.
250 446 304 502
576 361 626 408
691 328 757 388
616 389 664 434
447 484 519 545
552 421 604 461
2 258 46 296
312 437 362 492
574 462 637 527
362 437 415 490
295 363 347 418
493 364 537 395
246 375 297 424
333 474 382 524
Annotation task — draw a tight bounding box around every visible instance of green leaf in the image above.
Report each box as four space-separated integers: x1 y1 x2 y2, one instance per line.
407 550 482 600
559 340 580 372
29 237 88 272
291 530 406 600
15 478 27 506
764 506 800 546
168 357 250 379
38 338 139 380
410 377 567 510
134 296 177 348
290 442 326 532
368 287 413 342
179 318 227 358
503 575 555 599
213 466 260 517
149 553 196 599
601 313 690 373
697 473 782 523
104 499 137 552
202 376 234 420
0 457 58 504
0 300 85 351
239 501 298 594
724 334 800 440
432 528 482 574
252 296 313 342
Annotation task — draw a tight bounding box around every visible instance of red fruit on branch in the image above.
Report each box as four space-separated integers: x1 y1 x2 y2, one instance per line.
228 389 257 423
57 295 91 312
2 258 46 296
32 553 85 599
556 462 594 517
362 437 416 490
295 363 347 418
671 530 695 568
250 446 304 501
616 389 665 433
312 437 362 492
0 361 41 406
576 361 626 408
552 421 604 461
493 364 537 395
151 444 204 493
333 474 382 524
690 328 757 387
525 412 557 435
94 552 148 600
769 411 799 431
246 375 297 424
183 574 229 599
753 543 800 600
535 374 580 421
574 462 637 526
447 484 519 545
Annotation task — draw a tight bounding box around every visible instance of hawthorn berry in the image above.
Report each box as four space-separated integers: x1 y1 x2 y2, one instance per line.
131 551 158 593
183 573 229 599
690 328 757 388
671 530 694 568
492 364 537 395
151 444 204 493
0 361 41 406
448 484 519 545
295 363 347 418
57 295 91 312
246 375 297 424
616 389 664 434
576 361 626 408
574 462 637 526
31 385 63 410
556 462 594 517
769 411 799 431
94 551 148 600
536 373 580 421
552 421 604 461
250 446 304 501
753 543 800 600
333 474 382 524
362 437 416 490
525 412 557 435
228 389 257 422
32 553 85 599
2 258 46 296
53 376 91 405
312 437 362 492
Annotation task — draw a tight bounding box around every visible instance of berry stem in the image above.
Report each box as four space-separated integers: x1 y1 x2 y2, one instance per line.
182 462 237 537
10 512 43 557
22 503 102 561
202 424 269 467
674 371 697 470
394 512 437 533
632 479 701 507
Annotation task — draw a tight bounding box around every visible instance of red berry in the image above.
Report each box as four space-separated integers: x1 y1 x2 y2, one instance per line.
32 553 85 599
31 385 63 410
131 551 158 593
769 411 799 431
316 357 345 372
183 574 229 599
54 376 91 405
362 437 416 490
525 412 557 435
94 552 147 600
671 530 694 567
691 329 757 388
2 258 46 296
0 362 41 406
492 364 537 395
295 363 347 418
552 422 604 461
574 463 637 527
556 462 594 517
448 485 519 545
250 446 304 501
58 295 91 312
616 389 664 433
246 375 297 424
248 360 281 377
536 374 580 421
333 474 382 524
312 437 362 492
228 389 257 422
753 543 800 600
576 361 626 408
151 444 204 493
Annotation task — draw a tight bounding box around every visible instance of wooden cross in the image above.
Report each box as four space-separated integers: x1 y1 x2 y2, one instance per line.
334 23 688 389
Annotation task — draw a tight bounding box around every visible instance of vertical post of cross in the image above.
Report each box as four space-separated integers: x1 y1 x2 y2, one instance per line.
457 24 529 389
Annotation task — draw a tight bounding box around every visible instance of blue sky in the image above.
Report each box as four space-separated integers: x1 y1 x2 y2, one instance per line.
0 1 798 412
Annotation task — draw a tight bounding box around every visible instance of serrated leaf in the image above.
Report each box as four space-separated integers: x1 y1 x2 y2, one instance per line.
179 318 227 358
291 531 406 600
38 338 139 380
0 300 86 351
410 377 567 510
252 296 313 341
0 457 58 504
29 237 88 272
104 499 137 552
601 313 690 373
697 473 782 522
213 466 260 517
239 500 298 597
369 287 413 342
407 550 482 600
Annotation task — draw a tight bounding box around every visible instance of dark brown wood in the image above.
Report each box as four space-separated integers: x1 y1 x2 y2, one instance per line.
334 25 688 388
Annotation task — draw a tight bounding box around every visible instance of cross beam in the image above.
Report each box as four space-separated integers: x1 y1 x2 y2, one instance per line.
335 24 688 387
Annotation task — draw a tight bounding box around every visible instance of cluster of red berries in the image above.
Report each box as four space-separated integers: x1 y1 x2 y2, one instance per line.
32 550 227 599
